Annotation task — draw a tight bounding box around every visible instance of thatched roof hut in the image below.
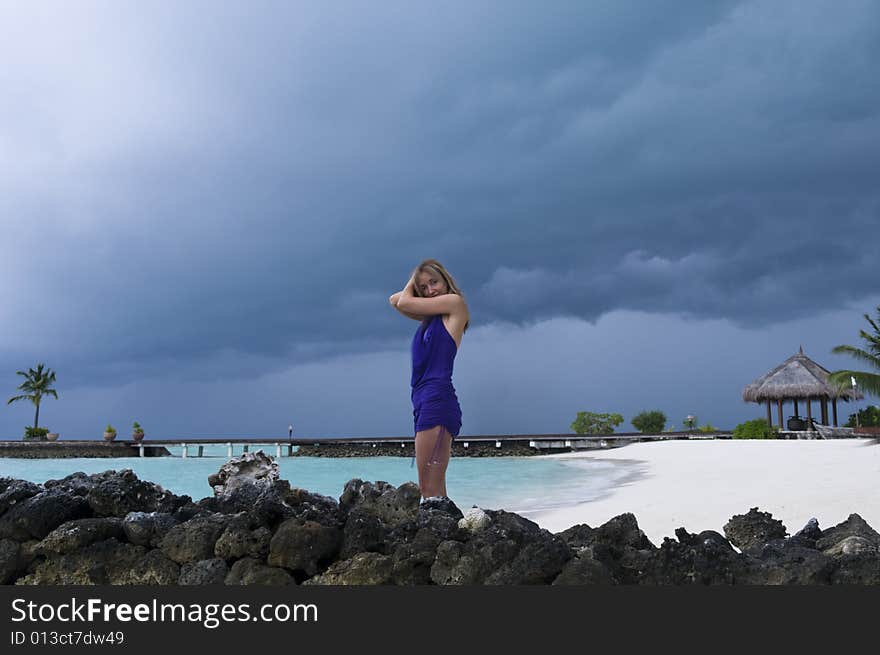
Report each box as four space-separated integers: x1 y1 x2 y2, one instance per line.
743 347 862 429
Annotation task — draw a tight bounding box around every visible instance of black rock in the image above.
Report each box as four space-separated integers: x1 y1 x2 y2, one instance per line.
816 514 880 552
159 514 230 564
723 508 788 553
37 518 125 555
0 538 24 584
552 553 616 585
267 519 342 576
86 470 188 517
17 538 147 585
555 524 595 550
338 481 424 559
430 510 571 585
789 518 822 548
828 552 880 584
575 513 656 584
640 529 746 585
390 528 443 585
341 507 391 559
0 490 92 541
739 539 836 585
283 486 342 526
0 479 43 516
179 558 229 585
304 552 394 585
122 512 181 548
124 549 180 585
339 479 421 523
214 522 272 561
225 558 294 586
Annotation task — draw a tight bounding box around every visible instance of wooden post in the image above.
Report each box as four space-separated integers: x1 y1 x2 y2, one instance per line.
806 398 813 430
276 443 282 458
198 445 204 457
821 399 828 425
777 399 784 430
182 443 188 459
139 444 144 458
288 444 293 456
833 399 838 426
227 443 233 458
766 400 772 427
243 445 249 453
794 399 799 416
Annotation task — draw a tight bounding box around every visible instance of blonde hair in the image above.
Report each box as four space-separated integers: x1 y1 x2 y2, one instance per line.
412 259 468 331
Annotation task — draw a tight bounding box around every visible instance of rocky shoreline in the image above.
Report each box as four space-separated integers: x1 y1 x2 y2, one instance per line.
1 452 878 585
0 442 170 459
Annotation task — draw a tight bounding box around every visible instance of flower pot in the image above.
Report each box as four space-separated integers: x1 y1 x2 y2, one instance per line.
132 431 145 443
46 432 59 442
103 431 117 442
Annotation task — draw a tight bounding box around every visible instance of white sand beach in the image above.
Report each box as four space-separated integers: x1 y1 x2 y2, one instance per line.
530 439 880 545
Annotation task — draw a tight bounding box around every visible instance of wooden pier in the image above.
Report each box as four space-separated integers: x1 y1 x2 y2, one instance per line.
115 431 744 459
0 431 736 458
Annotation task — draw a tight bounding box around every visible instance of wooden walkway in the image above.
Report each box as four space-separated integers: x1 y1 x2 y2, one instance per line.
111 431 735 457
1 431 742 458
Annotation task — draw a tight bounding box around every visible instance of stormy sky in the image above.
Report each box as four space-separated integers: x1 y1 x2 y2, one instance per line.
2 0 879 439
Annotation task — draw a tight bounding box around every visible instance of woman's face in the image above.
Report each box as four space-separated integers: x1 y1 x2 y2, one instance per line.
416 270 448 297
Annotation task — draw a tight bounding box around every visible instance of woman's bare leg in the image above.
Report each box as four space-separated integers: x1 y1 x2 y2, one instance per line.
415 425 452 498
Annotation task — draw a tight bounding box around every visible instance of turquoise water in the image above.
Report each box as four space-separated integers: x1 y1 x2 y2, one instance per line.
0 445 633 518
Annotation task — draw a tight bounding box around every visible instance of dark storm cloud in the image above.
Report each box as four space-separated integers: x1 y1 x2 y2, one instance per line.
2 0 879 389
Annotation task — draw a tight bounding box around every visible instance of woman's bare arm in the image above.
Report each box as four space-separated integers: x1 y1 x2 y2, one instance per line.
396 291 465 317
389 291 425 321
389 275 425 321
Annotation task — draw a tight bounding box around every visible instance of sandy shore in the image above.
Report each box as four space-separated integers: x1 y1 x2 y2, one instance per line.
530 439 880 545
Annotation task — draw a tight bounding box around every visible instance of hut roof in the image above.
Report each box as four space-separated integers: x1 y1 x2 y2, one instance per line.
742 346 863 402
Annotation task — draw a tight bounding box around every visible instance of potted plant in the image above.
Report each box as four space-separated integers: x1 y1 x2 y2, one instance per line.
132 421 145 442
23 426 50 441
103 424 117 441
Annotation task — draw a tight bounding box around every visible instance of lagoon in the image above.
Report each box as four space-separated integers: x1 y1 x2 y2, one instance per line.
0 444 634 519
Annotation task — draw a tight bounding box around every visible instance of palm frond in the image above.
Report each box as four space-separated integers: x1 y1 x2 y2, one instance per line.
831 345 880 369
851 374 880 397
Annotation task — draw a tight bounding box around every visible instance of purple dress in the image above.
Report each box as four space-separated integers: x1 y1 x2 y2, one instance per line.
411 314 462 440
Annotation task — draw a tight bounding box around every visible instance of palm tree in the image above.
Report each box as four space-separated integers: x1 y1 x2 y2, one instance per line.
828 306 880 398
7 363 59 433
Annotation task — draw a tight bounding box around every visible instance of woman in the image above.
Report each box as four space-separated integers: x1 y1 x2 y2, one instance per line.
389 259 469 502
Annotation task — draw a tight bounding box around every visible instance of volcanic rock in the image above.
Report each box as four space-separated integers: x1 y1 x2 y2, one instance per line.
0 490 92 541
179 558 229 585
816 514 880 552
159 514 230 564
225 558 294 585
37 518 125 555
304 552 394 585
723 508 788 552
267 519 342 576
122 512 181 548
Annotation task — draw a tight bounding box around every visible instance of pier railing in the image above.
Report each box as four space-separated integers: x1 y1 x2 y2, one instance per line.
0 431 734 458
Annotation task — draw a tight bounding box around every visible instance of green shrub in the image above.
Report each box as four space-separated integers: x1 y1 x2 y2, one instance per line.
732 418 778 439
844 406 880 427
570 411 624 435
632 410 666 434
698 423 718 433
23 426 49 440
